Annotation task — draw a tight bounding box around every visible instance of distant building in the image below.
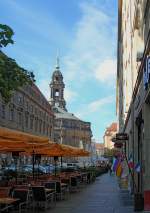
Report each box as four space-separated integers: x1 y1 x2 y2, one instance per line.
49 58 92 149
103 122 117 149
95 143 105 157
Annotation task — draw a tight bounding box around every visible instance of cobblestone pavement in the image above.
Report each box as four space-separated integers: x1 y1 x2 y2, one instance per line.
42 173 135 213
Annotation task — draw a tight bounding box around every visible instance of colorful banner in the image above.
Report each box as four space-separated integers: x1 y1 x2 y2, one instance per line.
116 162 123 177
112 158 119 172
135 162 141 173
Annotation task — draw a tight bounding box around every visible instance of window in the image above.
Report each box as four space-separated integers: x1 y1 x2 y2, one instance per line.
25 114 29 128
39 120 42 133
46 125 49 136
9 108 14 121
30 105 33 113
18 112 22 125
35 118 38 132
18 95 23 105
26 101 29 111
43 122 45 134
55 89 59 97
1 104 5 119
30 116 34 129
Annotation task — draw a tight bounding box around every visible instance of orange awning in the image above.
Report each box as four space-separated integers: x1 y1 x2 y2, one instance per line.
0 127 50 152
24 143 90 157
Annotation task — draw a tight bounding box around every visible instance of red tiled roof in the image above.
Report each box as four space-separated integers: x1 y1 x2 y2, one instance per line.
106 122 117 132
95 143 104 149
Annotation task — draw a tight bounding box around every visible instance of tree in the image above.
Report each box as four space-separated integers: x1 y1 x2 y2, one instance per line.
0 24 35 102
0 24 14 47
0 51 35 102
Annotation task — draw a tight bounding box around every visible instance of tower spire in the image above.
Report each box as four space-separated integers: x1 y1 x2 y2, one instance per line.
56 50 60 69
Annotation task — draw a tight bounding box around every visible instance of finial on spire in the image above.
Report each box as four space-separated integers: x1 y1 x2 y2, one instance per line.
56 49 60 69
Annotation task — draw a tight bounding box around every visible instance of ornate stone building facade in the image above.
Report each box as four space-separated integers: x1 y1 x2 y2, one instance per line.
0 54 54 139
49 59 92 150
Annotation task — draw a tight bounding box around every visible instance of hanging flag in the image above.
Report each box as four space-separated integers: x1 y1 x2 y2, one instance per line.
128 153 134 169
112 158 119 172
135 162 141 173
116 162 123 177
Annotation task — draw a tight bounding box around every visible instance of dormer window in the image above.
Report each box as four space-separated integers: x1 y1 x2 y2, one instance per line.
55 76 59 81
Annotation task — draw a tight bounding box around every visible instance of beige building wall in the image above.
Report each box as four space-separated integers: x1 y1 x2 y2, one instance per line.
117 0 150 206
103 123 117 149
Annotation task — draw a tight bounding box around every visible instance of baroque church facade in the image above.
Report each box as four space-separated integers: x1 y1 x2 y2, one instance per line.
49 58 92 150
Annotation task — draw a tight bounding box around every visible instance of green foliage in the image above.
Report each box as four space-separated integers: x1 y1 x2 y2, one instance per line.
104 148 115 158
0 24 14 47
0 51 35 103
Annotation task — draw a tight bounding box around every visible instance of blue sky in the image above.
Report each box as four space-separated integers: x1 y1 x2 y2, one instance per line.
0 0 117 142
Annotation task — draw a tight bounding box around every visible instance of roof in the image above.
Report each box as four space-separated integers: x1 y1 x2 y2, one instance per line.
95 143 104 149
52 70 63 77
53 105 80 121
106 122 117 132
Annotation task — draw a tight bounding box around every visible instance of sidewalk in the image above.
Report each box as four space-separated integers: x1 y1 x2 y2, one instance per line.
45 173 134 213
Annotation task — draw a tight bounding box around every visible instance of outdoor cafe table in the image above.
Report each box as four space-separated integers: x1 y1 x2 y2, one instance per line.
45 188 55 193
0 197 19 205
0 197 19 213
61 183 68 187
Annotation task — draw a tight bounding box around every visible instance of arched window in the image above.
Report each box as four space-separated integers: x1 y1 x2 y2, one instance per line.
55 89 59 97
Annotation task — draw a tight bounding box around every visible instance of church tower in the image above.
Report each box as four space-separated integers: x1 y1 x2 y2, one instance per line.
50 57 67 111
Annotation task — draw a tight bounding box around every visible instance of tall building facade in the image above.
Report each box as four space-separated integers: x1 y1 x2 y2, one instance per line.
50 59 92 150
117 0 150 209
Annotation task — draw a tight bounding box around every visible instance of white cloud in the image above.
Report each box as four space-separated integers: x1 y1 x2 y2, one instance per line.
76 95 114 118
64 89 78 102
95 59 117 83
63 2 116 83
88 96 114 112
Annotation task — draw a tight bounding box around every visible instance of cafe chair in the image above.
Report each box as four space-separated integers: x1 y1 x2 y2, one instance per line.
0 204 13 212
44 181 56 206
55 181 68 200
12 189 30 213
32 186 55 210
70 177 79 192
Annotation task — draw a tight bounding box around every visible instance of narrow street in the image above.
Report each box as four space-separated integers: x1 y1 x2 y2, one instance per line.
46 173 134 213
